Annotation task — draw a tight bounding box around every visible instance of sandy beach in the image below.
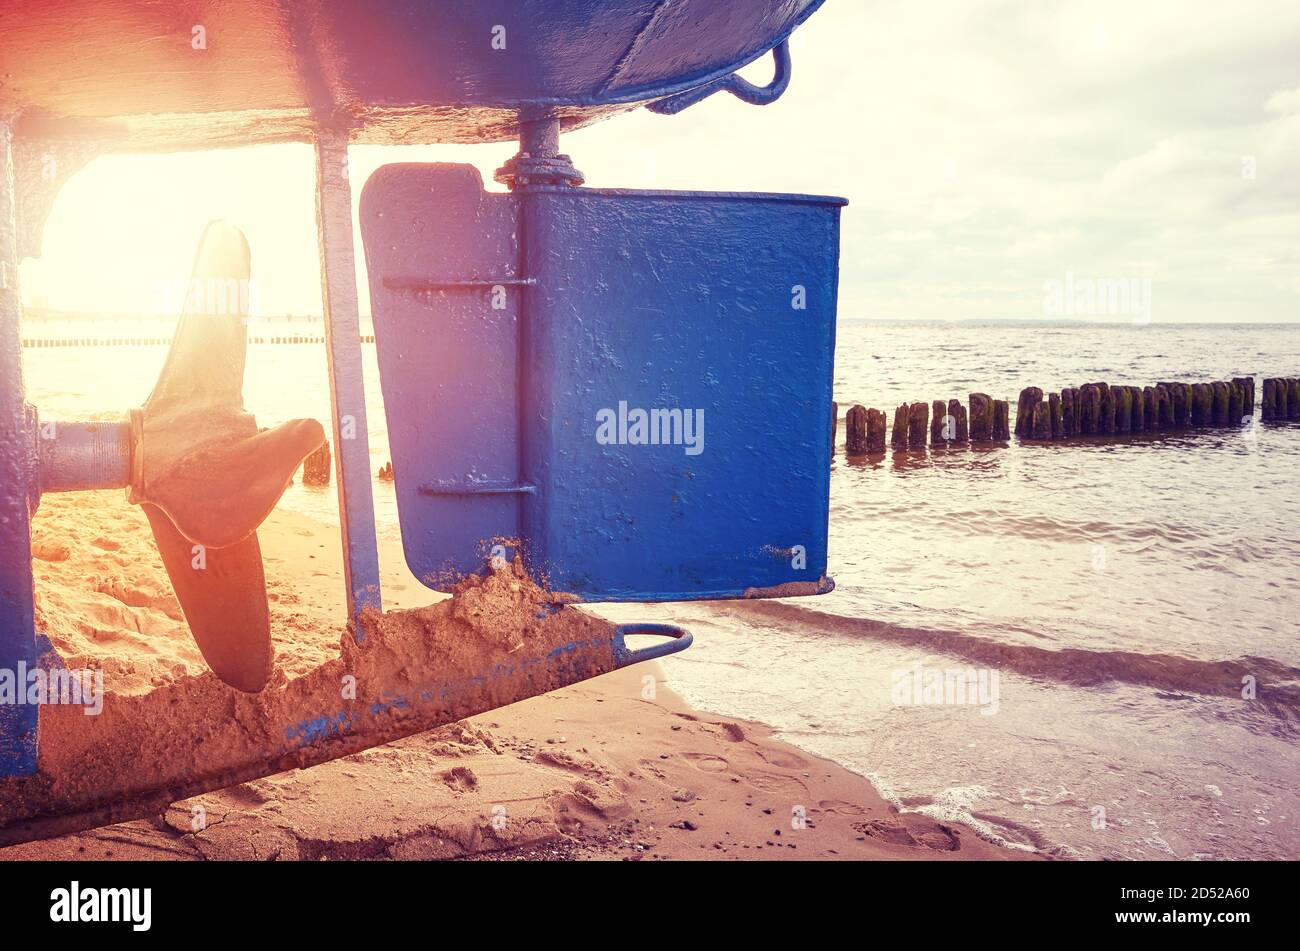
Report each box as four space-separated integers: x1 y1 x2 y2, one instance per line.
1 489 1027 861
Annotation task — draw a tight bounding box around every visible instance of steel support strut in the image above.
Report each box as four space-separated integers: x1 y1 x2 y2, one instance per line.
314 130 382 631
0 120 39 775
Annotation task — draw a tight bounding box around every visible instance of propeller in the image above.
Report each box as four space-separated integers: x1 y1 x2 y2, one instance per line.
126 221 326 692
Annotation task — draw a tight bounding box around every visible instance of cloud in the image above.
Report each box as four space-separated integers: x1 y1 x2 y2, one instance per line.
22 0 1300 324
570 0 1300 322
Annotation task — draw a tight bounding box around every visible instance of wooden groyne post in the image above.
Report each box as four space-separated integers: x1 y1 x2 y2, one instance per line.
845 404 867 455
891 403 909 450
969 393 993 442
1061 387 1077 435
955 399 971 441
1190 383 1211 425
1099 383 1117 434
1232 378 1255 422
1263 378 1300 421
1014 387 1041 437
867 408 886 452
946 398 969 444
992 400 1010 440
924 398 970 446
1211 381 1229 425
908 402 929 449
843 404 886 455
1030 396 1052 439
1113 386 1132 433
1080 384 1100 434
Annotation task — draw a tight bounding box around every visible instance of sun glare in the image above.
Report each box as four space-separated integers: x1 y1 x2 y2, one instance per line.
19 142 514 325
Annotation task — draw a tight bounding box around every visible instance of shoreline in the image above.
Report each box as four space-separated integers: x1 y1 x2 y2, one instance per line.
2 491 1034 861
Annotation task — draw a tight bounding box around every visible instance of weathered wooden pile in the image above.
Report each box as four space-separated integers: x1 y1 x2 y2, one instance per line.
833 374 1300 457
1013 378 1255 439
838 393 1010 454
1262 378 1300 421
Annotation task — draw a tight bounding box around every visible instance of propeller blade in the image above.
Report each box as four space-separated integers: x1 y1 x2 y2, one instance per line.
136 414 325 549
142 503 273 693
144 220 250 412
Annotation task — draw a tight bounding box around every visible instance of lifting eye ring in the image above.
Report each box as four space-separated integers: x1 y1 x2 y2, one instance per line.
646 40 792 116
612 623 694 667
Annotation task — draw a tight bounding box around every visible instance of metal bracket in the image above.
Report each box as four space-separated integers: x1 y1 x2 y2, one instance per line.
419 480 537 496
494 116 584 190
385 277 535 292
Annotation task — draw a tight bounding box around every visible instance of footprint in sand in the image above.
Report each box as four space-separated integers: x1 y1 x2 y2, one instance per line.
854 817 961 852
680 752 729 772
85 626 124 644
91 536 121 551
816 799 868 817
95 578 172 612
32 539 71 562
635 758 669 781
534 749 609 781
745 768 809 794
757 748 808 770
441 766 479 793
714 722 746 742
218 782 277 807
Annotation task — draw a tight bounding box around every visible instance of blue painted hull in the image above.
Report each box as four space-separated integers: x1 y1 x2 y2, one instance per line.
0 0 826 147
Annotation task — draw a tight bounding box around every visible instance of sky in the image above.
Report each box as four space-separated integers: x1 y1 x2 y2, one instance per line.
19 0 1300 323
